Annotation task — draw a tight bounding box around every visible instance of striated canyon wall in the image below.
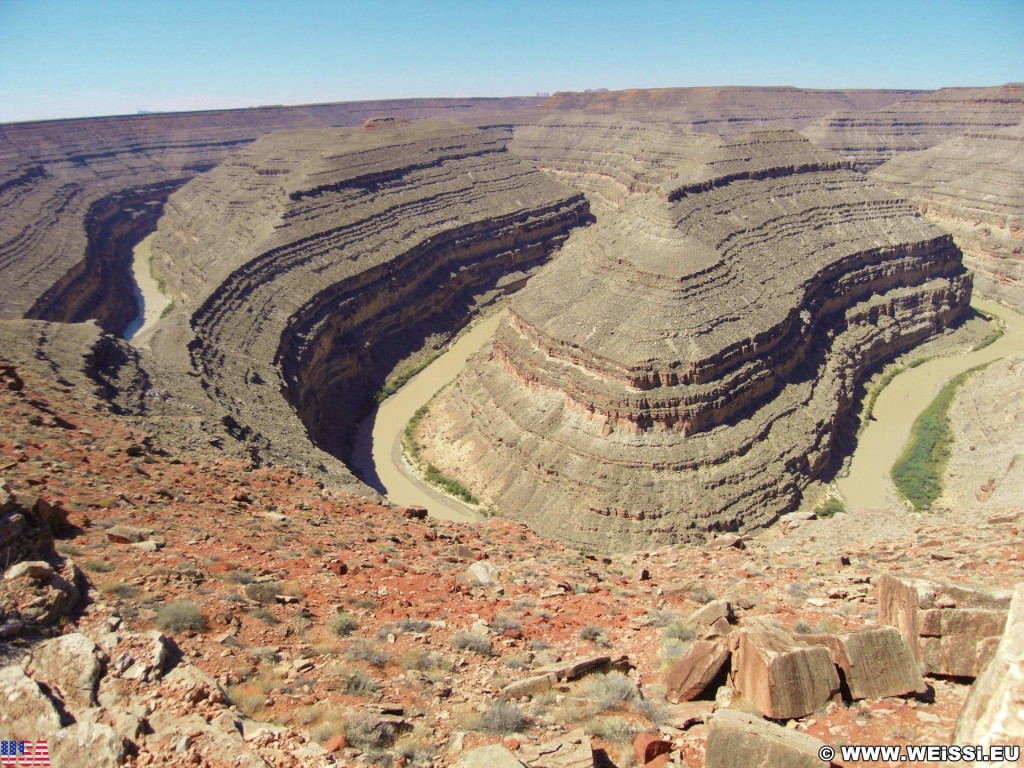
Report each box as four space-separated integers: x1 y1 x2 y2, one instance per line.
418 131 972 551
802 84 1024 170
509 115 717 212
142 122 589 478
0 97 547 333
870 123 1024 312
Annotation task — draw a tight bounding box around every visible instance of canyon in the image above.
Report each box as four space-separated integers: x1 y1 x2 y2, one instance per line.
416 130 971 550
1 85 1023 764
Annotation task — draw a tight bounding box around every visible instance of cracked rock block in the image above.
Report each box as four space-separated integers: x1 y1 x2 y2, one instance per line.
730 620 840 719
955 583 1024 746
704 709 833 768
802 626 926 701
879 572 1011 677
27 632 104 709
665 639 730 703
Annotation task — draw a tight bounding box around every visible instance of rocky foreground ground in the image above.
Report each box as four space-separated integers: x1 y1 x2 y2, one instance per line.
2 329 1021 767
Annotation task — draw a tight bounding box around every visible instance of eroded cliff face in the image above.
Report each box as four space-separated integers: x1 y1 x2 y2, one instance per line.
510 115 717 212
144 122 589 477
418 131 972 551
802 84 1024 170
0 97 547 333
870 123 1024 312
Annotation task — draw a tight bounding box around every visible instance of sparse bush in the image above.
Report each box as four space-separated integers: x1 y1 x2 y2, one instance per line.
346 641 390 667
245 581 282 604
586 715 638 744
226 569 255 584
793 619 813 634
98 579 136 598
690 586 716 604
490 614 521 633
578 671 638 714
647 608 680 627
84 559 115 573
156 599 207 633
815 497 845 519
343 667 378 696
662 621 694 642
477 701 530 734
578 625 608 645
328 611 358 636
250 607 278 625
396 618 433 633
453 631 493 656
660 638 689 668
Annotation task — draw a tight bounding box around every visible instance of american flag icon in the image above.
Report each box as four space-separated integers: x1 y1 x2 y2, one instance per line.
0 741 49 766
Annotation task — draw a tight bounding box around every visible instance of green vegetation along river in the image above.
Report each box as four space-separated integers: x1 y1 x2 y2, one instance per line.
350 311 506 522
839 298 1024 510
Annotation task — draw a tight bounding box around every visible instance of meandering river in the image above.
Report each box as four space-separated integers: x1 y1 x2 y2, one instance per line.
351 297 1024 521
123 233 171 343
839 298 1024 509
349 311 506 522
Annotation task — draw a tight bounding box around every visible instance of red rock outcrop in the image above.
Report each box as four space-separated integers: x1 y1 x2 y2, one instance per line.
418 131 971 550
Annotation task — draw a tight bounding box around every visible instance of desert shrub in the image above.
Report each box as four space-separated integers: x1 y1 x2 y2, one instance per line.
690 586 716 604
225 569 255 584
578 625 608 645
244 581 282 604
586 715 638 744
662 620 694 642
343 667 379 696
793 619 813 634
477 701 530 734
328 611 358 636
156 599 207 633
815 497 846 519
84 559 115 573
647 608 680 627
345 711 397 751
660 638 689 668
250 607 278 625
579 671 638 713
453 631 493 656
490 614 521 633
346 641 390 668
396 618 433 633
98 579 136 598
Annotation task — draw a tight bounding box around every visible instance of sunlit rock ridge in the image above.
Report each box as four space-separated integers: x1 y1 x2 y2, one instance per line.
419 131 972 550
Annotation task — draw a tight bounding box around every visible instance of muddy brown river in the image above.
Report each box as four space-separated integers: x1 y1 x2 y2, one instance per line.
839 298 1024 509
355 298 1024 522
350 311 506 522
124 233 171 343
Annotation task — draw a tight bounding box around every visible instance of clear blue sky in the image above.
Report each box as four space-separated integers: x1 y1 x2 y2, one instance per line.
1 0 1021 123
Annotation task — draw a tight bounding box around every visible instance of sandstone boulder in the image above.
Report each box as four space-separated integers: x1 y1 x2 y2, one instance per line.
0 665 62 736
879 572 1010 677
801 626 925 700
704 709 833 768
50 722 127 768
730 620 840 719
27 632 104 709
457 743 526 768
664 639 730 703
955 583 1024 746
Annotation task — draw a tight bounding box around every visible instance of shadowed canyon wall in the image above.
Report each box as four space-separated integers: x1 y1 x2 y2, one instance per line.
142 122 589 477
418 131 972 551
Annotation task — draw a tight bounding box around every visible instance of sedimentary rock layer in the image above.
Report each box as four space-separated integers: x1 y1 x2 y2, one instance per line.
870 123 1024 311
510 115 716 211
544 87 917 135
802 84 1024 170
419 131 971 550
0 97 545 332
145 122 588 477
